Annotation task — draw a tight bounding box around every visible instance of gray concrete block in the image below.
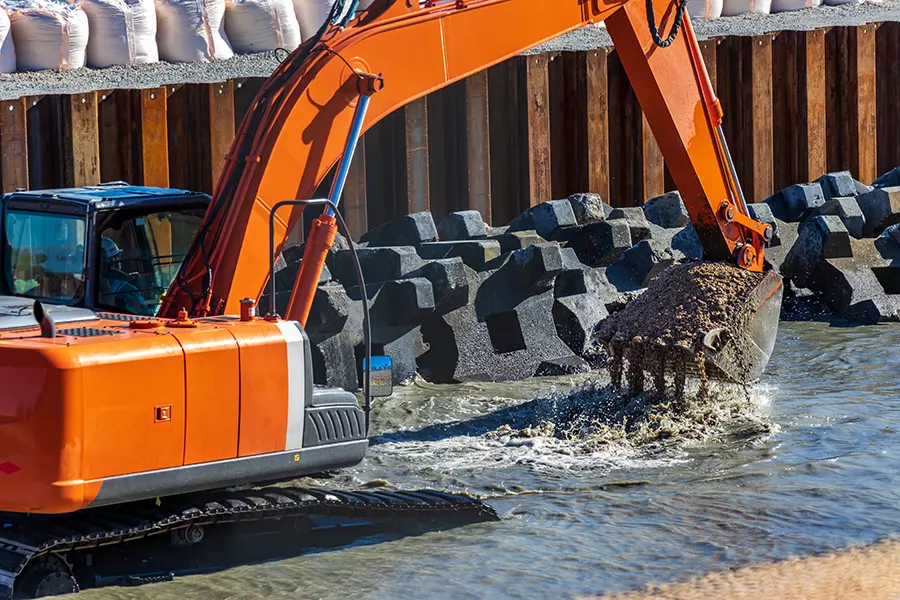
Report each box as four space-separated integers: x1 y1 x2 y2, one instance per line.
490 229 546 254
767 182 826 221
417 240 501 271
417 256 577 383
346 278 436 328
874 167 900 189
438 210 487 241
485 225 509 236
809 197 866 239
816 171 859 201
615 239 681 287
553 293 608 355
782 215 852 288
608 207 651 243
535 355 590 376
305 282 354 336
309 334 359 392
412 257 472 313
643 191 690 229
331 246 425 285
748 202 781 246
509 199 577 239
567 219 632 267
855 187 900 236
510 242 581 290
359 211 438 247
567 193 610 224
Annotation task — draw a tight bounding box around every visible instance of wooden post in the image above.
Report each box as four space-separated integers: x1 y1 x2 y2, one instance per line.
608 50 663 206
876 22 900 178
0 98 28 191
140 87 169 188
699 39 718 93
717 36 774 203
363 110 406 227
404 96 430 214
465 70 492 224
826 25 877 184
522 54 552 207
772 29 827 190
342 138 368 240
206 81 235 193
585 48 610 203
488 60 524 224
63 92 101 187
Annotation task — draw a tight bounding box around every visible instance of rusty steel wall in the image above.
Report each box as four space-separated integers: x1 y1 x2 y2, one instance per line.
0 23 898 239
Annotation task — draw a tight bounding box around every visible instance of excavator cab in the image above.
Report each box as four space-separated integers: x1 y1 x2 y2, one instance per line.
1 183 209 318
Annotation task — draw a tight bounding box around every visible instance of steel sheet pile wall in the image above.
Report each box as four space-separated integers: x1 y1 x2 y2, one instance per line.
0 23 897 239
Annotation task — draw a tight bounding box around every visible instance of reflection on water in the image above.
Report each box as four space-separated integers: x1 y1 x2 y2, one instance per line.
84 322 900 599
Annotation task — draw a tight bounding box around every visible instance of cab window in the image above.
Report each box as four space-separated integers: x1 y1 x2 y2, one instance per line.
4 210 86 305
96 209 205 316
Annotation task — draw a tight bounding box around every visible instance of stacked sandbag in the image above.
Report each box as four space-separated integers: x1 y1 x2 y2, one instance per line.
8 2 88 71
687 0 723 19
721 0 771 15
292 0 349 40
80 0 158 67
770 0 820 12
0 8 16 74
224 0 301 53
155 0 232 62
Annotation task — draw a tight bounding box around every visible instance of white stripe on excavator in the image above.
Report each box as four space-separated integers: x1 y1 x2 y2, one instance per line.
276 320 305 450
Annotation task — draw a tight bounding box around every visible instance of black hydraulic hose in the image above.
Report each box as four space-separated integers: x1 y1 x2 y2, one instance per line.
647 0 688 48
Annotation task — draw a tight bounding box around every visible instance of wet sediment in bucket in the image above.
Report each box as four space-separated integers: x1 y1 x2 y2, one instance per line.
593 261 767 402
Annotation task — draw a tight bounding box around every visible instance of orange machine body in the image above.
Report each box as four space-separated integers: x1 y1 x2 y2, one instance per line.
0 313 365 514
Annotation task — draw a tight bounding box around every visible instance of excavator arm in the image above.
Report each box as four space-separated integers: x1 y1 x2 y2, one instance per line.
159 0 773 323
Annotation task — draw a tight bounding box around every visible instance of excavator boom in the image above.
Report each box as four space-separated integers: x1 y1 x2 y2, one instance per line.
158 0 773 325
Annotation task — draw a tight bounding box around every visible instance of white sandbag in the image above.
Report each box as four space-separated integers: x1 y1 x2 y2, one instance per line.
81 0 158 67
687 0 723 19
770 0 820 11
721 0 771 15
824 0 863 5
292 0 349 41
0 10 16 74
9 4 88 71
224 0 301 53
155 0 233 62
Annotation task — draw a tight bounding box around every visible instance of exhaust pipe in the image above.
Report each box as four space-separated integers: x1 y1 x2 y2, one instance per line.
33 300 56 338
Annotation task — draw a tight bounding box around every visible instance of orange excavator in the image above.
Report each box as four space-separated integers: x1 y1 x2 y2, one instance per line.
1 0 783 596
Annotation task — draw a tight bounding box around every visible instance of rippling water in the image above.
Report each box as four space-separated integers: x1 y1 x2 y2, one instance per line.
85 322 900 599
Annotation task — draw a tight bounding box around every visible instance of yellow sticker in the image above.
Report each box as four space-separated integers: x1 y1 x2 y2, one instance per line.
294 454 300 462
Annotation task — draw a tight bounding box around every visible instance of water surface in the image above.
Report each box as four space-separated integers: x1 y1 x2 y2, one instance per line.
86 322 900 599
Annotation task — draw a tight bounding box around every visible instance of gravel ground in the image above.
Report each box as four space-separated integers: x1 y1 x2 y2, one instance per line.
587 538 900 600
0 0 896 99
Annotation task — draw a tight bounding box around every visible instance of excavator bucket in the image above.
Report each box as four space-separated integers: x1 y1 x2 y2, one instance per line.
594 261 784 388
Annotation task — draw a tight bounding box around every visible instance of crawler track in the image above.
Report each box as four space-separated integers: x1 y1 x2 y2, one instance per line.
0 486 498 598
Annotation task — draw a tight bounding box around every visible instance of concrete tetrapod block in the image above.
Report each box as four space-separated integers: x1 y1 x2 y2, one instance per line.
535 356 591 376
305 283 364 392
874 167 900 189
438 210 487 241
611 239 682 288
766 182 826 222
417 240 501 271
608 207 652 243
643 191 690 229
510 242 582 290
809 197 866 239
408 257 472 313
855 187 900 236
816 171 860 201
489 229 546 254
346 277 436 328
566 219 632 267
782 215 852 288
552 265 612 356
417 253 579 383
508 199 578 239
800 239 900 324
330 246 426 285
359 211 438 247
567 193 611 225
